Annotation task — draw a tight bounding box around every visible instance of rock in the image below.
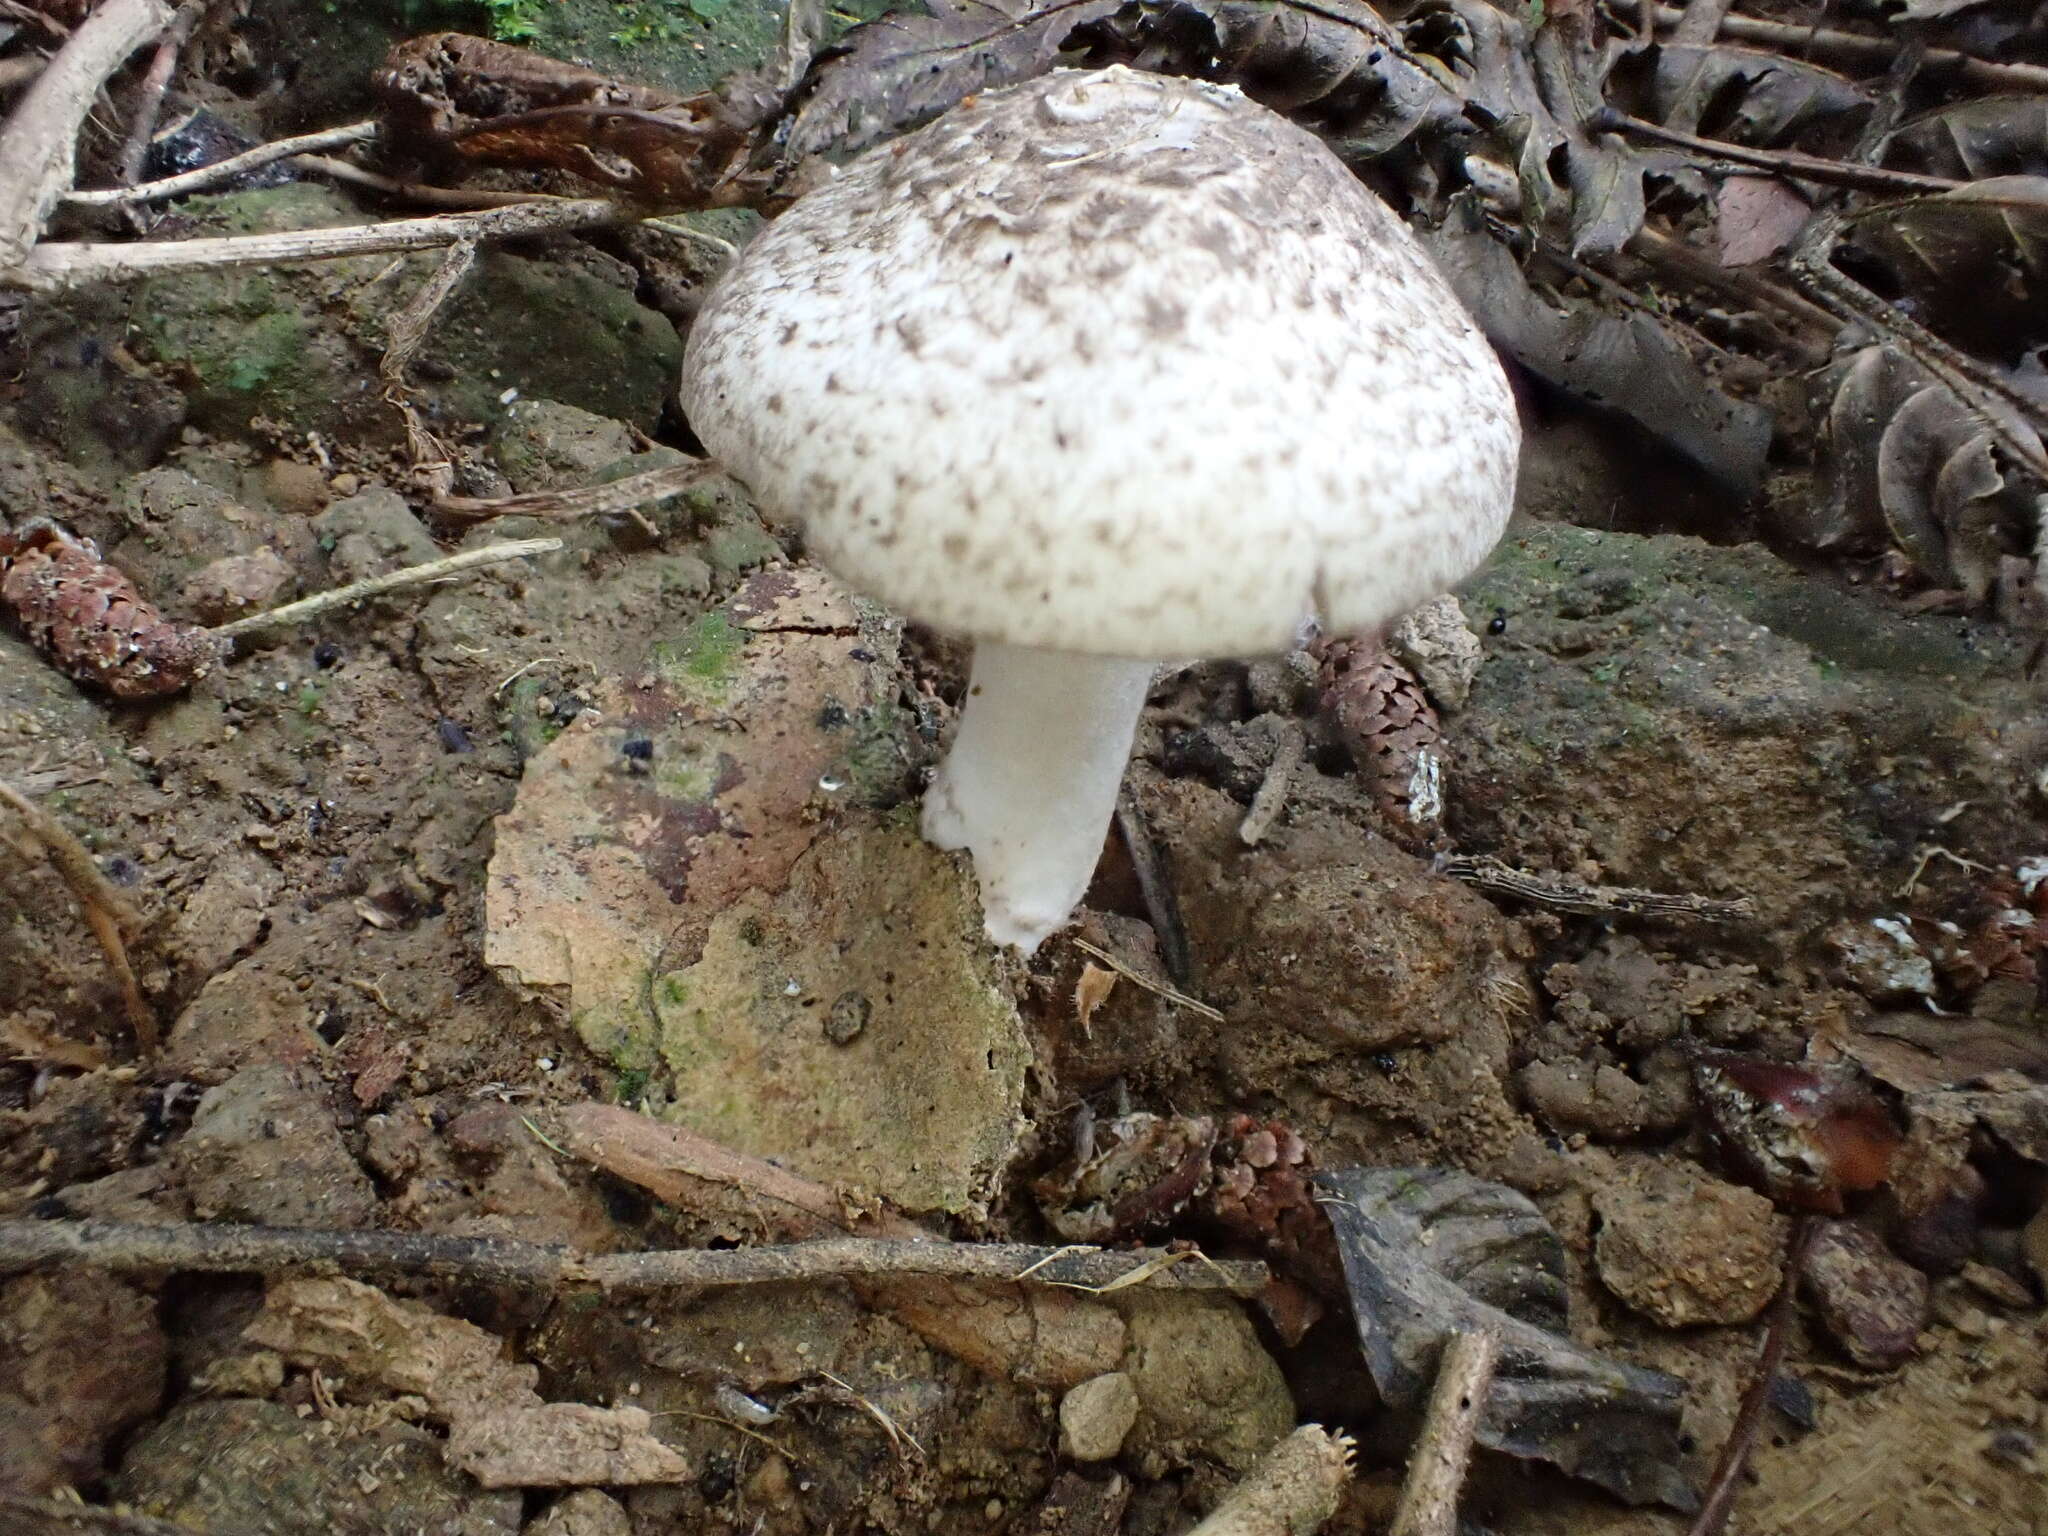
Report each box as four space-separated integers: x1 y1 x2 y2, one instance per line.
165 960 325 1080
0 1272 167 1493
1803 1220 1930 1368
183 548 294 624
1827 918 1939 1003
1518 1059 1648 1141
312 488 438 583
173 1065 377 1228
490 399 638 492
1060 1373 1139 1463
114 1397 521 1534
529 1490 633 1536
2020 1198 2048 1296
1389 593 1483 710
1593 1160 1789 1326
263 457 332 516
449 1402 691 1489
1115 1293 1292 1475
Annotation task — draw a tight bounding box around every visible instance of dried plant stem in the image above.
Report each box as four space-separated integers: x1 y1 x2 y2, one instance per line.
210 537 562 641
1070 937 1224 1021
1439 854 1755 923
1592 111 1963 197
1184 1425 1355 1536
0 1218 1269 1294
113 0 207 188
63 120 377 207
301 154 567 211
0 778 155 1053
0 0 171 268
1625 225 1838 346
1116 782 1193 984
1239 721 1305 847
1649 3 2048 93
434 459 722 523
381 237 477 497
1391 1330 1500 1536
5 196 628 293
1688 1217 1819 1536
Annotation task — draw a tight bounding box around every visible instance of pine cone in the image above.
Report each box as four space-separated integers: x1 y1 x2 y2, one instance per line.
1 522 217 699
1316 638 1444 838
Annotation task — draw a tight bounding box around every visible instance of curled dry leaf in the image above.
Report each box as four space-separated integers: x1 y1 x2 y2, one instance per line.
1851 175 2048 347
1691 1048 1903 1214
1641 43 1868 145
1885 93 2048 182
1812 345 2037 604
1314 1167 1694 1510
0 520 216 699
1422 195 1773 493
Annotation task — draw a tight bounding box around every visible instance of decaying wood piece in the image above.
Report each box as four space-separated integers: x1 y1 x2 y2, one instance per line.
1390 1330 1499 1536
1183 1424 1355 1536
0 0 169 267
0 1217 1269 1294
0 777 157 1053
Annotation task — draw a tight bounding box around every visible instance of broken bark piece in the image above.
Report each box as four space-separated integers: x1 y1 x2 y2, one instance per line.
1184 1424 1354 1536
1 521 216 698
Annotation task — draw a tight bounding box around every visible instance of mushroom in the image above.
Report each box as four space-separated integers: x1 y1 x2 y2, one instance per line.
680 66 1519 953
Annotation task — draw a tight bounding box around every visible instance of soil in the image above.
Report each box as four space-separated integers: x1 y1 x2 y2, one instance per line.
2 4 2047 1536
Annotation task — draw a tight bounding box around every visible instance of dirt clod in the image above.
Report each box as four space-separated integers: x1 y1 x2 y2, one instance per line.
1593 1159 1789 1326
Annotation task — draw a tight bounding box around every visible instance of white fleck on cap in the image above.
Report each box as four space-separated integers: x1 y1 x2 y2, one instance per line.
682 66 1519 659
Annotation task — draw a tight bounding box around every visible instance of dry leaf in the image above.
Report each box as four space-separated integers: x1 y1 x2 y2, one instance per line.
1074 962 1118 1033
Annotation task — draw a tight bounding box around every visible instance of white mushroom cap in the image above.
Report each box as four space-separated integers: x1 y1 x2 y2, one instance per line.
681 66 1519 659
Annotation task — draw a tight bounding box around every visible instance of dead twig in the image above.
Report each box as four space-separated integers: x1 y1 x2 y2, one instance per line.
434 458 721 523
0 777 155 1054
1390 1330 1500 1536
112 0 206 189
0 0 171 268
1649 3 2048 94
1687 1217 1819 1536
1239 720 1305 847
380 236 476 499
300 153 568 211
1116 782 1193 984
1070 936 1225 1022
1438 854 1756 923
209 536 561 641
62 120 377 207
1591 110 1964 198
1184 1424 1355 1536
5 196 627 293
0 1218 1270 1294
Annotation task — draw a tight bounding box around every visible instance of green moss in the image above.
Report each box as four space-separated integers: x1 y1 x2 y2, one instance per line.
653 610 747 699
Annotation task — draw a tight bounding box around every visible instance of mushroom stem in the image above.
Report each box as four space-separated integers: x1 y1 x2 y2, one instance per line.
922 642 1156 953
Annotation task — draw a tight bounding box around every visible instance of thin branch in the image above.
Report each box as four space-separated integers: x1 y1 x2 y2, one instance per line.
1438 854 1756 923
0 0 171 268
1590 110 1964 197
62 119 377 207
301 154 566 211
209 537 561 641
4 196 628 293
1649 3 2048 93
1391 1330 1500 1536
1688 1217 1819 1536
434 459 722 523
380 237 477 499
0 1218 1271 1294
0 777 155 1053
1625 223 1840 347
1115 783 1193 985
113 0 205 188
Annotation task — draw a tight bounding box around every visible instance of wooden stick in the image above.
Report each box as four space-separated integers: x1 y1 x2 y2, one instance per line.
0 777 156 1054
1591 110 1964 197
434 459 722 523
1184 1425 1355 1536
5 196 627 293
62 120 378 207
1687 1217 1819 1536
1391 1330 1500 1536
0 1218 1270 1294
113 0 206 189
0 0 171 268
209 537 561 640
